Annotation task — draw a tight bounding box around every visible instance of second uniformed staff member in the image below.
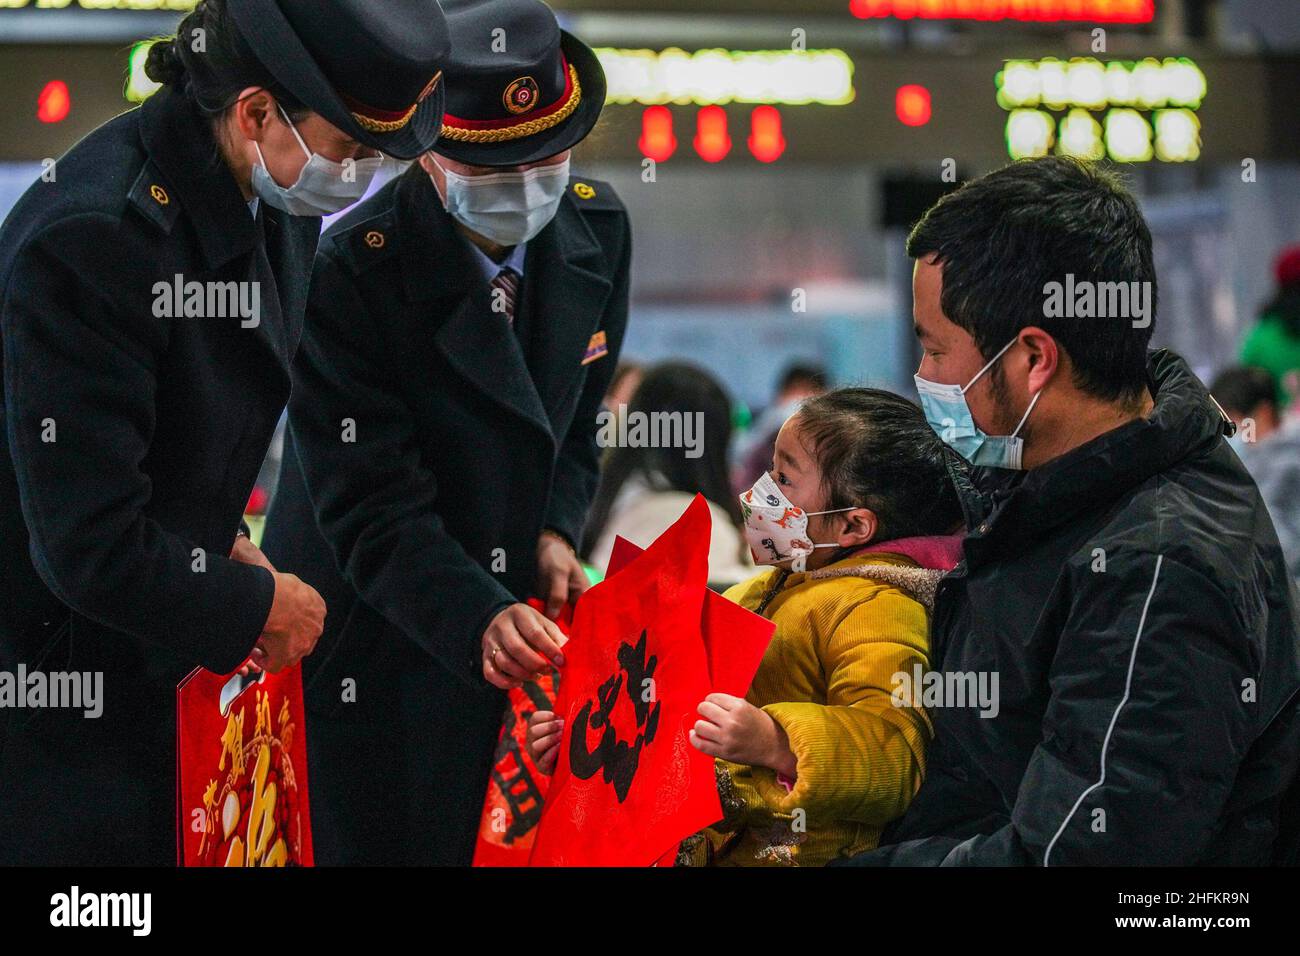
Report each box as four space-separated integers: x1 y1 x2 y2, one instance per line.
262 0 630 864
0 0 450 864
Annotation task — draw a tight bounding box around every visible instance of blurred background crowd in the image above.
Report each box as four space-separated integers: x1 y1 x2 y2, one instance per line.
2 0 1298 582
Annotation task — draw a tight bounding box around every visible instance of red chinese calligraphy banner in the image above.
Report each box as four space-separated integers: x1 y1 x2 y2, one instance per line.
610 532 772 698
529 494 773 866
176 665 314 867
612 531 776 868
472 599 572 867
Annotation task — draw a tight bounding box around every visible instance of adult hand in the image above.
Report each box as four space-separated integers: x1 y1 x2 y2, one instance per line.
535 531 589 619
481 603 566 690
230 532 275 573
258 571 326 672
689 693 797 778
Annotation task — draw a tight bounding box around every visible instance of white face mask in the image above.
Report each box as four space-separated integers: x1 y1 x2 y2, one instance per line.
738 472 858 573
252 104 380 217
434 156 570 246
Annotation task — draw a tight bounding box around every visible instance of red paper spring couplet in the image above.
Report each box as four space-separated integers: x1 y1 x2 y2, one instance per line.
529 494 773 866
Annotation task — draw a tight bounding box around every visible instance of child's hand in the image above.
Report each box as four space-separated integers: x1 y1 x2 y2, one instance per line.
526 709 564 774
690 693 797 778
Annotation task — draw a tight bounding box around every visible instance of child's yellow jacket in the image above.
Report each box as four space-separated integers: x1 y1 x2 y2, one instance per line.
688 549 940 866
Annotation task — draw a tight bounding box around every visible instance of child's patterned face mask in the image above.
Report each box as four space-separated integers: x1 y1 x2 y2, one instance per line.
738 472 856 573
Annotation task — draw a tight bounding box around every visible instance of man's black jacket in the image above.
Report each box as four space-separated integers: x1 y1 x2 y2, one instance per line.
846 349 1300 866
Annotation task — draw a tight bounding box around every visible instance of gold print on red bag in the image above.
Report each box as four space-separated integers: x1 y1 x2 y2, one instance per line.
197 689 307 866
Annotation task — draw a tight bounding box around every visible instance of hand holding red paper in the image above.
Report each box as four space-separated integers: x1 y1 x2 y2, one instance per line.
527 710 564 774
481 602 568 689
690 692 797 778
471 597 573 866
536 529 591 619
527 494 774 866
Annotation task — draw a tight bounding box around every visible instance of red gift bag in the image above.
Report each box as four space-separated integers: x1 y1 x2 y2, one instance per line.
472 599 571 867
176 664 314 867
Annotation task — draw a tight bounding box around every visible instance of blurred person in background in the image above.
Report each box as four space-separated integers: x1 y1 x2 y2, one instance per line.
1213 365 1300 581
1211 365 1282 461
1241 244 1300 408
261 0 627 865
583 362 753 588
733 363 829 494
0 0 448 864
604 360 644 422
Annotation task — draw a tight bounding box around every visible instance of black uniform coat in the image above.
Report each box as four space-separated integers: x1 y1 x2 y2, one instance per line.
0 85 319 864
261 166 630 864
842 351 1300 866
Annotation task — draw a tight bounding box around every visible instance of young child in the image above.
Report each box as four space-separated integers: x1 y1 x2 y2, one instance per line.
528 388 964 865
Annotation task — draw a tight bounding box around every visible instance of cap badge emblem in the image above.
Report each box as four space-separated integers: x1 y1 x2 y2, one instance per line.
503 76 540 115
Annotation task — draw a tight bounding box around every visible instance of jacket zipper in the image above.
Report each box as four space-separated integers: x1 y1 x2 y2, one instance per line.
755 569 791 617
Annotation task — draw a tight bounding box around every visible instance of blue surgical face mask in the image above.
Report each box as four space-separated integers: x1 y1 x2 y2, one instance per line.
914 337 1043 470
251 104 380 217
434 156 570 246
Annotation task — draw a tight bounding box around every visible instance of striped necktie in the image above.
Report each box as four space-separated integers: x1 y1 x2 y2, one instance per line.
490 266 520 326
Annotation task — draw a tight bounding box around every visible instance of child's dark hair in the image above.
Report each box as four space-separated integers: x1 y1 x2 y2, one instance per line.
145 0 308 121
794 388 963 542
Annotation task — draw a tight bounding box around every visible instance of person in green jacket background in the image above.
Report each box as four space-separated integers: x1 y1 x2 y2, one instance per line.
1241 244 1300 407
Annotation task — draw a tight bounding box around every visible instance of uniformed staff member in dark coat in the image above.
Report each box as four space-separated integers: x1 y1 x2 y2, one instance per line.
261 0 630 864
0 0 450 865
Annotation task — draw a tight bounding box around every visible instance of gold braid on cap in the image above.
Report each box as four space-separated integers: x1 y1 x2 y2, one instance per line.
440 64 581 143
353 104 418 134
350 72 442 134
